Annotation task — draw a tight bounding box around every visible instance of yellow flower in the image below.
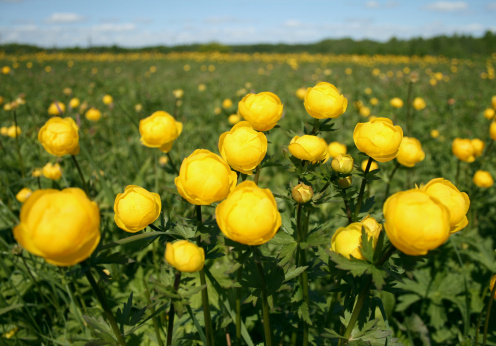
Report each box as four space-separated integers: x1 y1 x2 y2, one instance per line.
165 240 205 273
383 189 450 256
135 104 143 112
431 129 440 138
330 221 380 260
32 168 42 178
304 82 347 119
421 178 469 233
0 127 7 136
48 101 66 116
175 149 237 205
396 137 425 167
172 89 184 99
492 95 496 109
85 108 102 121
114 185 161 233
331 154 354 174
292 183 314 204
218 121 267 175
412 97 426 111
471 138 484 157
216 181 281 245
228 114 241 125
222 98 233 109
361 215 382 239
38 117 80 156
452 138 475 162
483 108 495 120
7 125 21 138
289 135 328 163
63 88 72 96
102 94 113 105
198 84 206 92
490 275 496 298
16 187 33 203
473 170 494 188
139 111 182 152
13 188 101 266
69 98 80 109
361 159 379 172
42 162 62 180
491 122 496 141
327 141 347 158
0 95 3 105
159 156 169 166
370 97 379 106
390 97 404 108
295 87 306 100
337 176 352 189
238 91 283 131
359 106 371 117
353 117 403 162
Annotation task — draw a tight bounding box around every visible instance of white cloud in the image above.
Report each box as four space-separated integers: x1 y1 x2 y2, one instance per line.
487 2 496 10
45 13 85 24
90 23 136 32
203 16 238 24
284 20 304 28
424 1 468 12
365 1 379 8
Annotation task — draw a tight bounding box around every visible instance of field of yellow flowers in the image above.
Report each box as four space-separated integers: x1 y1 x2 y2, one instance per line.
1 50 496 345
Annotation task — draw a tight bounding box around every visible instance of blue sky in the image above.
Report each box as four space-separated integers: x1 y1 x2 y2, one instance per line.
0 0 495 48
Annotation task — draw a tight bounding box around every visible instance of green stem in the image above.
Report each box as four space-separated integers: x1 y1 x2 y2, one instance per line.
236 266 243 345
342 278 372 342
254 249 272 346
167 272 182 346
310 118 320 135
144 276 165 346
450 238 470 338
13 111 25 178
167 153 179 175
483 280 496 346
455 159 461 187
254 166 261 185
340 189 353 225
296 204 309 346
71 155 89 195
85 269 127 345
405 81 413 136
384 161 400 201
200 269 214 346
354 157 372 220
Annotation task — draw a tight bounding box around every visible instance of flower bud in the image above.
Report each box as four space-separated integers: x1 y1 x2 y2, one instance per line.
16 187 32 203
337 176 352 189
304 82 347 119
238 91 283 131
473 170 494 188
228 114 241 125
421 178 470 233
396 137 425 167
218 121 267 174
216 181 281 245
165 240 205 273
38 117 80 156
331 154 354 174
361 215 382 239
139 111 182 152
353 117 403 162
13 188 101 266
384 189 450 256
85 108 102 121
175 149 237 205
114 185 161 233
292 183 314 204
431 129 440 138
289 135 328 163
452 138 475 162
42 162 62 180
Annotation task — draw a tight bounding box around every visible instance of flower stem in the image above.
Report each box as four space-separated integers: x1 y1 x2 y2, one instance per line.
342 278 372 342
71 155 89 195
384 161 400 201
296 204 310 345
200 269 214 346
85 269 127 345
340 189 353 225
13 111 25 178
166 272 182 346
483 281 496 346
254 166 261 185
254 249 272 346
167 153 179 175
144 276 165 346
236 266 243 345
354 157 372 220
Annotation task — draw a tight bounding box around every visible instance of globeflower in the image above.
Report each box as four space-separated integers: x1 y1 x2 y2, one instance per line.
396 137 425 167
304 82 347 119
331 154 354 174
69 98 80 109
327 141 347 158
216 181 281 245
16 187 32 203
165 240 205 273
175 149 237 205
38 117 80 156
330 220 381 260
390 97 404 108
471 138 484 158
48 101 66 116
412 97 426 111
452 138 475 162
490 122 496 141
102 94 113 105
7 125 21 138
238 92 283 131
473 170 494 188
114 185 161 233
353 117 403 162
218 121 267 174
139 111 182 152
42 162 62 180
13 188 101 266
383 189 450 256
289 135 328 163
291 183 314 204
85 108 102 121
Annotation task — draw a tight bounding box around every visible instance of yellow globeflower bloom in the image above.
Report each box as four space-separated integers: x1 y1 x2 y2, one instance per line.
69 98 80 109
238 91 283 131
412 97 426 111
331 154 354 174
327 141 347 159
114 185 161 233
390 97 404 108
361 159 379 172
42 162 63 180
353 117 403 162
228 114 241 125
7 125 21 138
48 101 66 116
370 97 379 106
16 187 33 203
222 98 233 109
304 82 347 119
291 183 314 204
473 170 494 188
330 221 381 260
102 94 113 105
452 138 475 162
384 189 450 256
1 66 11 74
490 121 496 141
431 129 440 138
471 138 484 158
216 181 281 246
165 240 205 273
85 108 102 121
139 111 182 152
0 127 7 136
359 106 371 117
289 135 328 163
219 121 267 175
483 108 495 120
296 87 306 100
396 137 425 167
38 117 79 156
175 149 237 205
13 188 101 266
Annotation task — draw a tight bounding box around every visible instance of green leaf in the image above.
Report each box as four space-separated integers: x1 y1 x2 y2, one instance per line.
396 294 421 312
329 251 371 276
370 266 387 290
284 265 308 282
99 231 169 251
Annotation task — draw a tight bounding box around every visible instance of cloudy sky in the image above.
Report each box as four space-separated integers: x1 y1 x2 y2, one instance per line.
0 0 495 48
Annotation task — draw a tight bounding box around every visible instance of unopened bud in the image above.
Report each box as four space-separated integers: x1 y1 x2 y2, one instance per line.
331 154 354 174
292 183 314 204
337 176 352 189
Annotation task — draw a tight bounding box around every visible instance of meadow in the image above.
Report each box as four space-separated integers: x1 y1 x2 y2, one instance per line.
0 50 495 345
